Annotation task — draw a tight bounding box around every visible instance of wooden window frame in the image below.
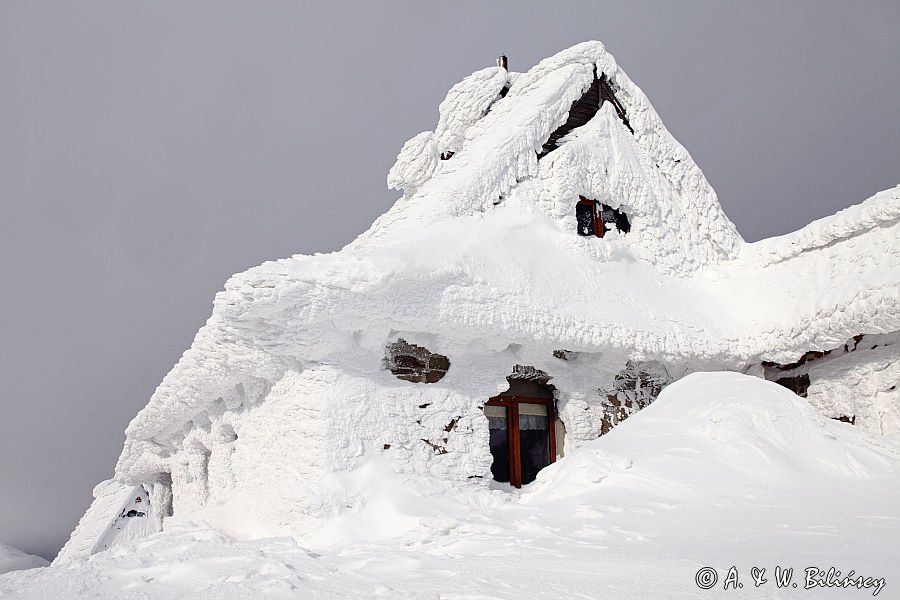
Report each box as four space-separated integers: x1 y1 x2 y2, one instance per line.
485 394 557 488
577 196 605 238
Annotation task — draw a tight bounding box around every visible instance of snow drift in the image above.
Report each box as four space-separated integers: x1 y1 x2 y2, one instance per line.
54 40 899 563
6 373 897 598
0 542 48 575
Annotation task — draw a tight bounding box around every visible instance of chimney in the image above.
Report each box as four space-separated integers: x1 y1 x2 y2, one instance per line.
497 55 508 70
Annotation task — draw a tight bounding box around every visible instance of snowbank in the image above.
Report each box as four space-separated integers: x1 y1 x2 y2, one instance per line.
6 373 898 598
529 372 897 504
0 542 47 575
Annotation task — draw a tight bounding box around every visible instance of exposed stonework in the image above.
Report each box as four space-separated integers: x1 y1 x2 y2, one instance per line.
599 361 671 434
509 364 551 383
384 339 450 383
762 335 864 398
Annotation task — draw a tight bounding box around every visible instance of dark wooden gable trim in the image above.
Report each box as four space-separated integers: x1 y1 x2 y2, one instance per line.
539 69 634 158
539 70 601 158
599 74 633 134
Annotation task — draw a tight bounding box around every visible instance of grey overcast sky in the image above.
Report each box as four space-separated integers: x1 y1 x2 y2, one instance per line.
1 1 898 559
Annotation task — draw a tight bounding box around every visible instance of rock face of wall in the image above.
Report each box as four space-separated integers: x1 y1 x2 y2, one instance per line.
599 361 673 434
384 339 451 383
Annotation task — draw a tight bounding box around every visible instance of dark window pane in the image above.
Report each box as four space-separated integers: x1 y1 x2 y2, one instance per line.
576 202 595 236
486 405 510 483
600 204 631 234
614 210 631 233
519 404 550 485
489 427 510 482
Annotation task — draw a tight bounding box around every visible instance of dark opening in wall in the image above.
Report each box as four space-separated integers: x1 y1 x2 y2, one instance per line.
774 374 810 397
576 199 599 236
600 204 631 234
384 339 450 383
576 196 630 237
832 415 856 425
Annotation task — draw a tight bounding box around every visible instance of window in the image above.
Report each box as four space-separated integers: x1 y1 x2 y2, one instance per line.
576 198 601 237
576 196 630 237
485 393 557 487
600 204 631 234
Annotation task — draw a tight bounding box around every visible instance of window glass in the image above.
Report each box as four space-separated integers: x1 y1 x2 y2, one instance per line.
486 405 510 483
576 202 595 236
518 403 550 484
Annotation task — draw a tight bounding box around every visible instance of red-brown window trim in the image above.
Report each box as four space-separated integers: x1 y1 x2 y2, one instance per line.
485 395 557 488
577 196 604 238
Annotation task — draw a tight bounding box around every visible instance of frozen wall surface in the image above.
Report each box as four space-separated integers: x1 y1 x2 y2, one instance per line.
56 481 161 563
58 41 899 560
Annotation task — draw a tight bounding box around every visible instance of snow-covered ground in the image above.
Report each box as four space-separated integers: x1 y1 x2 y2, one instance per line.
0 542 48 575
3 373 896 598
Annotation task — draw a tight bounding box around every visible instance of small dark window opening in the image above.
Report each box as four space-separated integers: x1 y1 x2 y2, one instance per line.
576 198 600 237
600 204 631 234
577 196 630 237
775 374 810 397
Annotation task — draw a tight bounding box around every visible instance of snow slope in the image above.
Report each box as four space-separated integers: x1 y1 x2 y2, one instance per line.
5 373 897 598
0 542 47 575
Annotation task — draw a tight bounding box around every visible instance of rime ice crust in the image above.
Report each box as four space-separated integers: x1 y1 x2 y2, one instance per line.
59 41 899 560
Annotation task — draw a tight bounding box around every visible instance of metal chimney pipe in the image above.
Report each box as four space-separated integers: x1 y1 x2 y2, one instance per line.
497 55 508 70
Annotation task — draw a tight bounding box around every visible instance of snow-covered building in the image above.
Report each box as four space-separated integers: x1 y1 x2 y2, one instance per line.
57 41 899 562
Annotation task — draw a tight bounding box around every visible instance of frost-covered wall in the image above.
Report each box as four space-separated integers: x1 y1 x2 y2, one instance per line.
60 41 899 560
762 333 900 436
56 481 159 563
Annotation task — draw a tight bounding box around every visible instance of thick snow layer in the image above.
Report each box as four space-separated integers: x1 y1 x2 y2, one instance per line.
0 542 47 575
58 41 900 562
804 333 900 435
388 66 508 197
6 373 898 598
57 480 158 563
116 184 899 447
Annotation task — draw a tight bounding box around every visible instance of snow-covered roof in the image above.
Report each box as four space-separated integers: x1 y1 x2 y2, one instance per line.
113 40 898 467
